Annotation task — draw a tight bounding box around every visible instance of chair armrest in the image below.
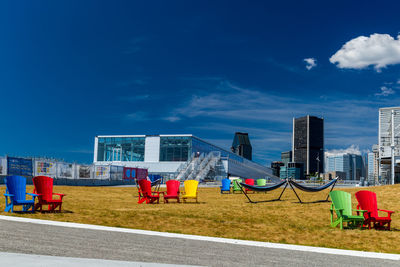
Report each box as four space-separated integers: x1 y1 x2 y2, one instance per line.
26 193 39 197
4 193 14 197
332 208 343 215
378 209 394 217
53 193 66 200
353 209 368 215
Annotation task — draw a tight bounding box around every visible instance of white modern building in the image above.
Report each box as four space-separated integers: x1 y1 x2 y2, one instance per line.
93 134 276 182
379 107 400 184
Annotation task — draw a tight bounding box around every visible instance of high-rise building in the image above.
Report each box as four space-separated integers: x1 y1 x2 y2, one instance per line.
280 162 304 180
271 161 284 177
281 151 292 166
287 162 305 179
292 115 324 175
368 144 379 185
379 107 400 184
231 132 252 161
325 153 363 180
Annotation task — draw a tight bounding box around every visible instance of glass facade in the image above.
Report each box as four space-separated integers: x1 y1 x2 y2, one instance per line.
97 137 145 162
192 137 243 162
325 153 363 180
159 136 191 162
95 135 273 181
293 116 324 174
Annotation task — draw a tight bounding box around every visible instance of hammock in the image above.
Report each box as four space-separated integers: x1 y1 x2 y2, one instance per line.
288 178 338 203
239 180 288 203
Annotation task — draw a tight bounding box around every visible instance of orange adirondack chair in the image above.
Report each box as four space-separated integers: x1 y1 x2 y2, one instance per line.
162 180 180 203
355 190 394 230
33 176 66 212
137 180 160 204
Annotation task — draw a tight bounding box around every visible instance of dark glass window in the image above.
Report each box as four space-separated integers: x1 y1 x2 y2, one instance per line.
96 137 145 161
159 136 191 161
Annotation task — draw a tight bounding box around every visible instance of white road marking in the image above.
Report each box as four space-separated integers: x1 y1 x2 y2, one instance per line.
0 215 399 261
0 252 198 267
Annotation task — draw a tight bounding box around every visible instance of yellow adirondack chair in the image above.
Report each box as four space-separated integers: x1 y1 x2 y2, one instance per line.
182 180 199 203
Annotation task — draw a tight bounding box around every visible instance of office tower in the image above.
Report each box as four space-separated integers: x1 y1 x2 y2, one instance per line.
287 162 305 179
271 161 284 177
379 107 400 184
281 151 292 167
368 144 379 185
292 115 324 175
325 153 364 180
231 132 252 160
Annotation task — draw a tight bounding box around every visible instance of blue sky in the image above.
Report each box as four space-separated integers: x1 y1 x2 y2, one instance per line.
2 1 400 165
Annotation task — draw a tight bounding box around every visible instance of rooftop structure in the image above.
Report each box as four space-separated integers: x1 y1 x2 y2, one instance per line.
231 132 252 161
94 134 275 182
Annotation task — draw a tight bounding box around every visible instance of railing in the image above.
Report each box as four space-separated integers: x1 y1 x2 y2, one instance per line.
195 152 221 181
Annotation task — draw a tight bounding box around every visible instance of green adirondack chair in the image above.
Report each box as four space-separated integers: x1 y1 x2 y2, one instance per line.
256 179 267 193
232 179 242 193
256 179 267 186
329 190 367 230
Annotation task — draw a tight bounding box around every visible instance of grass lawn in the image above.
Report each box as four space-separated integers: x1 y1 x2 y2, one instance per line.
1 184 399 254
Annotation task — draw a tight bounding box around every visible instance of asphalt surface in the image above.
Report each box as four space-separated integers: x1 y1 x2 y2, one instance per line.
0 219 399 267
0 252 197 267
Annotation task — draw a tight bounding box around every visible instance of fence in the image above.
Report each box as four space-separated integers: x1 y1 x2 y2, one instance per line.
0 156 143 186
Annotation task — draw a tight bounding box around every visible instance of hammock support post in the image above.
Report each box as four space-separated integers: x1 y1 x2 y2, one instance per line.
289 178 338 204
288 181 302 203
239 180 288 203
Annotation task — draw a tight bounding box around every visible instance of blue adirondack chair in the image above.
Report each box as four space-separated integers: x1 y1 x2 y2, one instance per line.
4 175 38 213
220 178 231 194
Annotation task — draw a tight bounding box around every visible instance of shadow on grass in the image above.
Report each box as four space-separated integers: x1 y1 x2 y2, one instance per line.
291 200 332 204
36 210 74 214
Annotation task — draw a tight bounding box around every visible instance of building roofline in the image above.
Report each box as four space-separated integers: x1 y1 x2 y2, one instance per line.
379 107 400 110
95 134 269 170
96 134 193 138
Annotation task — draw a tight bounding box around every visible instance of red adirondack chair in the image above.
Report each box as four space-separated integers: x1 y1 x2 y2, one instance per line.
137 180 160 204
355 190 394 230
245 179 255 193
33 176 66 212
162 180 180 203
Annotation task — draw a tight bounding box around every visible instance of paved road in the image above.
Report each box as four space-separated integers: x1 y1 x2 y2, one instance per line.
0 252 197 267
0 219 398 267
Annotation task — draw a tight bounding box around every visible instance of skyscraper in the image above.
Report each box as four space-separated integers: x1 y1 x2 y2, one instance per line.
231 132 252 161
325 153 363 180
281 151 292 166
292 115 324 175
368 144 379 185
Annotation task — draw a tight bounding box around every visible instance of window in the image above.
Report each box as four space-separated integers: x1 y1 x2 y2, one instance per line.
159 136 191 161
97 137 145 162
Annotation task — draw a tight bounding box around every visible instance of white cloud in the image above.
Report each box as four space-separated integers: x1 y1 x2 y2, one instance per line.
125 112 148 121
164 116 181 122
375 86 395 96
304 58 317 70
330 33 400 72
325 145 361 157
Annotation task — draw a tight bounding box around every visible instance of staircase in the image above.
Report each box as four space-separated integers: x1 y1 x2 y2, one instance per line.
176 151 221 181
